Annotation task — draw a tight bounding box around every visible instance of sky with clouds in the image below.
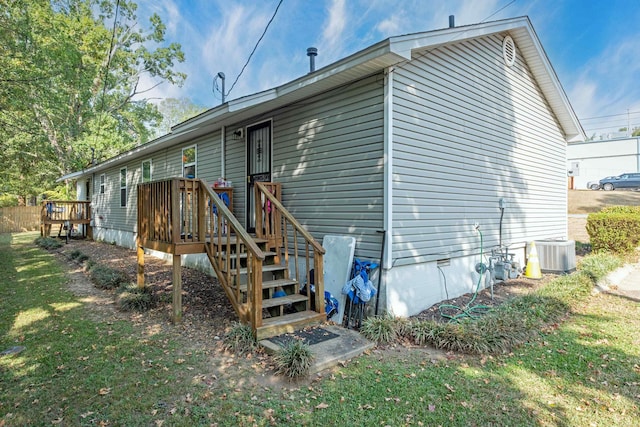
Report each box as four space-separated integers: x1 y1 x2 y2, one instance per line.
135 0 640 137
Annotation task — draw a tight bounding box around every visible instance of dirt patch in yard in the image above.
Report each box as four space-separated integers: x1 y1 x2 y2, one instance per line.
56 239 238 345
568 189 640 214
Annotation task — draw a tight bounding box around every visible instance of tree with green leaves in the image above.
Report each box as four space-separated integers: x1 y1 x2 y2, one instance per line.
153 98 207 138
0 0 186 203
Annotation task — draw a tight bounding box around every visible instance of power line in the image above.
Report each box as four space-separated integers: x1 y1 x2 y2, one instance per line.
481 0 516 23
226 0 284 99
580 110 640 121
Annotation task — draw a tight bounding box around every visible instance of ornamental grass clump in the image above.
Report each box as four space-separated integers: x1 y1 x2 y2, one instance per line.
224 322 257 355
361 252 623 355
68 249 90 264
34 236 63 250
89 265 129 289
360 313 398 344
117 283 155 312
274 339 314 378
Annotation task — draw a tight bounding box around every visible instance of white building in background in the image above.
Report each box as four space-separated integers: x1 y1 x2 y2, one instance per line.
567 137 640 189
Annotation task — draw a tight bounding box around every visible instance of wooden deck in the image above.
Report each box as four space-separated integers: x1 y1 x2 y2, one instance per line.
136 178 326 339
40 200 92 239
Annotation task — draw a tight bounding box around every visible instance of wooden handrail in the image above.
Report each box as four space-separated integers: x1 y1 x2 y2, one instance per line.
255 181 325 317
202 181 265 260
255 182 325 255
41 200 91 222
40 200 92 238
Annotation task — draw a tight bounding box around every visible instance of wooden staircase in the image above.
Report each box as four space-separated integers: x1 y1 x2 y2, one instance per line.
207 235 324 339
137 178 326 340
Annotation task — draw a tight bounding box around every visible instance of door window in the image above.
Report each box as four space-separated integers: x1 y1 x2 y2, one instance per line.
246 122 272 231
182 146 197 178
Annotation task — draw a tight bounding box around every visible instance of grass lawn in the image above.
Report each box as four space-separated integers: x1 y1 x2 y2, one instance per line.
2 232 640 426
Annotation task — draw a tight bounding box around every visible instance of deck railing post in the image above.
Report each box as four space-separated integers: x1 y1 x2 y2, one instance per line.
314 251 325 316
171 179 180 244
254 184 263 238
197 182 205 242
172 253 182 322
251 257 263 330
137 244 145 289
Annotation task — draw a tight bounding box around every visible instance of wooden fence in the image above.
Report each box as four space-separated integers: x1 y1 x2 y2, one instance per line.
0 206 41 233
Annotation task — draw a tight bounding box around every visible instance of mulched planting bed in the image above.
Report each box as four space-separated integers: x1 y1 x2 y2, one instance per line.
412 275 555 324
52 237 557 340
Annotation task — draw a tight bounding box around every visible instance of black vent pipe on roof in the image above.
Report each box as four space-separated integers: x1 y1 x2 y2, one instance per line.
307 47 318 73
449 15 455 28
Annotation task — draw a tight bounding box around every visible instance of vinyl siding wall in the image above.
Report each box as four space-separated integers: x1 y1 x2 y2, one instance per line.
91 130 222 236
224 75 385 258
391 33 567 265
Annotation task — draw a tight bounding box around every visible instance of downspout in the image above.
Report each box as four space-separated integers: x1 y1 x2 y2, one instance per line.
221 126 226 178
383 67 394 270
376 66 394 314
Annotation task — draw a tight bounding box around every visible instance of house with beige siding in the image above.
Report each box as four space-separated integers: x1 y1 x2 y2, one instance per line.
61 16 584 324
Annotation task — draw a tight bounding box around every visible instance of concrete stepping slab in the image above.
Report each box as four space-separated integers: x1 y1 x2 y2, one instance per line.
259 324 375 374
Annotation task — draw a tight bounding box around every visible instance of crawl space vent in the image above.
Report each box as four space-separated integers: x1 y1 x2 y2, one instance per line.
502 35 516 67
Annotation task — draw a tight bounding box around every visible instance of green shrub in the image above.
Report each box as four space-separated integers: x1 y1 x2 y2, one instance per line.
89 265 129 289
69 249 82 259
224 322 256 355
586 210 640 253
77 253 90 263
85 259 96 271
117 284 155 312
360 313 397 344
600 205 640 214
34 236 63 250
274 339 314 378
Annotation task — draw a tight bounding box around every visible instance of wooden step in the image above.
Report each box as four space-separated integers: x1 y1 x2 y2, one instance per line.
239 278 297 293
261 293 308 309
210 235 269 245
256 310 326 340
223 264 286 276
220 251 277 261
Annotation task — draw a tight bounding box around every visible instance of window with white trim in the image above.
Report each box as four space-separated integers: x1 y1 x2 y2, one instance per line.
99 174 105 194
120 168 127 207
182 146 197 178
142 159 152 183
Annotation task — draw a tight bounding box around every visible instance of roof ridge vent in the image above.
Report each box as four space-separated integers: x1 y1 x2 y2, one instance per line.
502 35 516 67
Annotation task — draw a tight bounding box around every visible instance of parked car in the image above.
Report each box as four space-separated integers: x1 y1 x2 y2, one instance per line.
599 173 640 191
586 180 602 190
